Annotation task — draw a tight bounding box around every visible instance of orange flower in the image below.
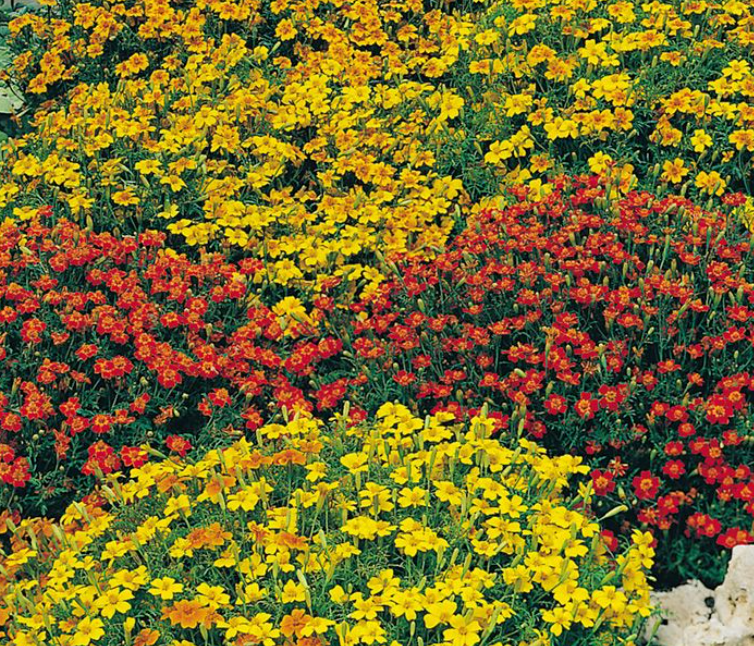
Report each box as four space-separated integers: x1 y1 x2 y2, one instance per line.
163 600 210 629
272 449 306 466
134 629 160 646
280 609 312 639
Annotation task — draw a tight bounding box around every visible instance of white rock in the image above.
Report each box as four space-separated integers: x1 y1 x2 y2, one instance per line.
715 546 754 636
646 545 754 646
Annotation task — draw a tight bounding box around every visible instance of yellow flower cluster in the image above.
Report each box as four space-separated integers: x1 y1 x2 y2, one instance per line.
453 0 754 204
3 0 475 295
0 405 653 646
4 0 754 276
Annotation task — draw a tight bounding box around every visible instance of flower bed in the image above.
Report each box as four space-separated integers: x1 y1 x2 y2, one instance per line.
2 176 753 586
0 406 653 646
0 0 753 598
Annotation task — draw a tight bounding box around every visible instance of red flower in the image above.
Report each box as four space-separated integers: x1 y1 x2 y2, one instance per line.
82 441 121 476
68 415 91 435
208 388 232 408
687 512 722 538
688 372 704 387
705 395 733 424
412 354 432 369
601 529 619 552
75 343 98 361
90 414 113 435
393 370 416 386
723 429 742 446
632 470 660 500
657 359 681 374
665 405 688 423
166 435 192 457
242 406 264 431
661 460 686 480
20 318 46 344
1 413 22 433
0 444 15 463
638 371 658 391
597 384 628 411
574 393 599 420
130 393 150 414
591 469 616 496
121 446 148 468
157 368 183 389
664 441 684 456
544 393 568 415
3 457 30 487
59 396 81 419
716 527 753 549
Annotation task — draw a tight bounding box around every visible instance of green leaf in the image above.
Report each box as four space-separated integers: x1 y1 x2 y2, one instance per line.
0 45 23 114
0 45 12 69
0 83 22 113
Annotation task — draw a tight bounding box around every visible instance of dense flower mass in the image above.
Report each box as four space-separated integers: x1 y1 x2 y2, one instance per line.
0 0 752 609
0 408 654 646
2 175 754 586
0 214 344 514
3 0 754 272
312 178 754 583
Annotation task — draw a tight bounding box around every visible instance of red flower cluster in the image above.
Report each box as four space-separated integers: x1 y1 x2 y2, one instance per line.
0 216 345 514
0 444 30 487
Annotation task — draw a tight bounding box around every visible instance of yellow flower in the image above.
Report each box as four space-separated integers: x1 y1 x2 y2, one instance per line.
360 482 395 513
95 587 134 618
196 583 230 609
110 566 149 591
443 615 481 646
592 586 628 612
544 117 579 140
149 577 184 600
163 599 210 629
398 486 428 508
508 13 537 36
341 453 369 474
134 159 162 176
530 154 552 173
541 606 573 636
474 29 499 46
164 494 192 518
71 617 105 646
434 91 465 123
527 178 553 203
281 580 307 603
588 152 614 175
329 585 350 604
690 129 712 153
433 480 463 505
661 158 689 183
157 204 179 219
695 170 727 196
160 175 186 192
112 188 140 206
276 19 297 41
729 129 754 152
115 52 149 78
424 600 457 629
